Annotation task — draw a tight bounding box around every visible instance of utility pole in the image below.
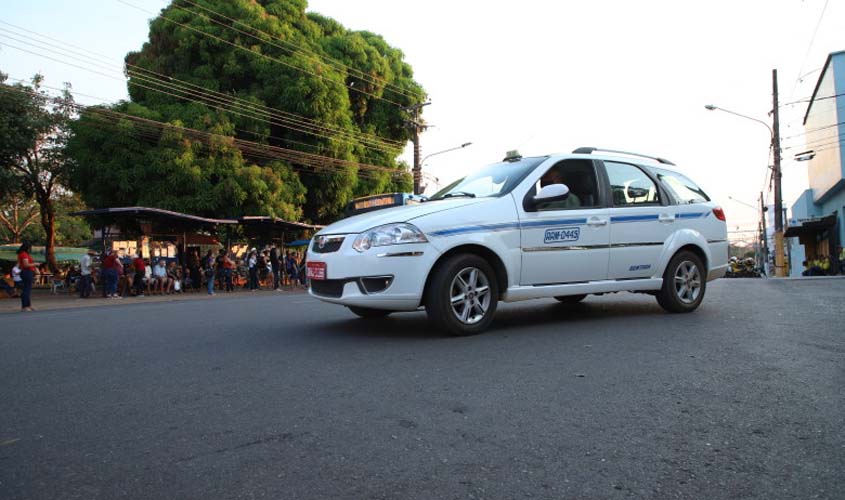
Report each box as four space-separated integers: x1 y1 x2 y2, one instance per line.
760 191 769 274
404 102 430 195
771 69 787 277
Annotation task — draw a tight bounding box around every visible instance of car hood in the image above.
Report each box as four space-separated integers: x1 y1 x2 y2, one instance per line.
317 198 489 235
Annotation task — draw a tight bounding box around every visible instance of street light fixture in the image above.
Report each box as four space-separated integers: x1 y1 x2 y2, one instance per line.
704 105 773 138
728 196 760 211
421 142 473 166
794 150 815 162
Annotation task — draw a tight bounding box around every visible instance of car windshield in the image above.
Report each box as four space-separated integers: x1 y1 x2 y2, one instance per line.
428 156 546 200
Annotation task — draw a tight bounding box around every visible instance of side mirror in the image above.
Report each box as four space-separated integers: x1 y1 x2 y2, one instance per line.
527 183 569 209
627 186 649 199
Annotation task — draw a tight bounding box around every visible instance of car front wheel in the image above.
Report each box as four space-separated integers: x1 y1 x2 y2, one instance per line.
656 250 706 313
425 254 498 336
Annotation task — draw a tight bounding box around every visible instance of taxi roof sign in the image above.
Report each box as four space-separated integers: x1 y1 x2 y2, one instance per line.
503 150 522 162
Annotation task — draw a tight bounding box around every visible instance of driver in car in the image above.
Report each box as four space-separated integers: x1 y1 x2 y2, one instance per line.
539 167 581 209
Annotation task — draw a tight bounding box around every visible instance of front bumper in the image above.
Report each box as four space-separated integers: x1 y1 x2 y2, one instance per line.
306 237 439 311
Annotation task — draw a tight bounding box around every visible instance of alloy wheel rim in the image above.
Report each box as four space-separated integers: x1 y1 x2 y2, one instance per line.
674 260 701 304
450 267 491 325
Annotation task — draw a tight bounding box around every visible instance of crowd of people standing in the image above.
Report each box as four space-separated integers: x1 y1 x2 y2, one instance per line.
3 240 309 311
211 243 307 294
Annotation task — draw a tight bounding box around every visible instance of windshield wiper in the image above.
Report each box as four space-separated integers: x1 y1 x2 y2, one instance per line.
441 191 477 199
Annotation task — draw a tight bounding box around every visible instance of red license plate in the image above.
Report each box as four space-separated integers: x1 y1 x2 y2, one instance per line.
306 261 326 280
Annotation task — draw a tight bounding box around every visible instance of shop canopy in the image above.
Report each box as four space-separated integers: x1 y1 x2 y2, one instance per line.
71 206 236 235
238 216 322 239
71 207 321 242
784 213 837 238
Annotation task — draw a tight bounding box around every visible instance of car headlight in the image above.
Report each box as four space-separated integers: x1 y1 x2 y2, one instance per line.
352 223 428 252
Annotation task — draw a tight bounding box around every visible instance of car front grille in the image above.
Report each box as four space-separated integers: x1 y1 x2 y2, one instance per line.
311 236 345 254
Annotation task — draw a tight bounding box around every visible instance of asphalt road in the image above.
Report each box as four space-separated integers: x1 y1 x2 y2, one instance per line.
1 279 843 500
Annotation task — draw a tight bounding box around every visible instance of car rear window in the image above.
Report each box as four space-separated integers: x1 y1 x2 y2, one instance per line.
652 168 710 204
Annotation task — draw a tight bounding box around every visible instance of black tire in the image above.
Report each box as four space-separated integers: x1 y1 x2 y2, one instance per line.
554 294 587 304
425 254 499 336
347 306 392 318
656 250 706 313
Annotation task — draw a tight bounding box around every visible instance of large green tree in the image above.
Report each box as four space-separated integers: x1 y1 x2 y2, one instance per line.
68 0 422 223
0 73 75 271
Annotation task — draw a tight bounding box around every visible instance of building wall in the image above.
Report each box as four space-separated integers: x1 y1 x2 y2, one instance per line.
788 191 815 276
787 51 845 275
790 189 822 220
804 52 845 204
820 189 845 247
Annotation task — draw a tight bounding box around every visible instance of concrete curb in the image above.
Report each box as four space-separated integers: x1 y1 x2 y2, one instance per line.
0 287 310 315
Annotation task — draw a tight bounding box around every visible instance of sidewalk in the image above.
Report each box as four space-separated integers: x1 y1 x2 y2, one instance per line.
0 285 309 314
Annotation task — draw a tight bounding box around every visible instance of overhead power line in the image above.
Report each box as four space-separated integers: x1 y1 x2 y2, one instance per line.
0 27 406 153
789 0 830 99
0 83 407 180
116 0 411 108
177 0 424 102
783 130 845 151
0 18 405 150
781 91 845 107
782 120 845 141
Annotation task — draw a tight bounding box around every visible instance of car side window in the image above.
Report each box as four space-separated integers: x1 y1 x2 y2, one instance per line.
533 159 600 211
604 161 660 206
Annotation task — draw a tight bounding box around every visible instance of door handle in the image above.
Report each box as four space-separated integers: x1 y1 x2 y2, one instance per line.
587 217 608 227
658 214 676 223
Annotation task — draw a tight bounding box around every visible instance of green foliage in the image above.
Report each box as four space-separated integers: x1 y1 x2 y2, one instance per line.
0 72 76 271
66 0 424 223
68 102 306 220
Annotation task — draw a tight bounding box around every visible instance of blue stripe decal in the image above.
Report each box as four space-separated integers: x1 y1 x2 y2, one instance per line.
520 218 588 228
430 210 713 237
676 212 708 219
430 222 520 237
610 214 659 223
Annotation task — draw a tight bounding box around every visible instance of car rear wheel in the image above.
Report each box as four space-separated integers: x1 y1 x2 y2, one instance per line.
554 294 587 304
425 254 498 336
347 306 392 318
656 250 706 313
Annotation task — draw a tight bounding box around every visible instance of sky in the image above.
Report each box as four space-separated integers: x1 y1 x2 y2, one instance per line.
1 0 843 237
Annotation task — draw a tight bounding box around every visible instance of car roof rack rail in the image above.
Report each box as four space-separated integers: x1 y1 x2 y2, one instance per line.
572 147 675 166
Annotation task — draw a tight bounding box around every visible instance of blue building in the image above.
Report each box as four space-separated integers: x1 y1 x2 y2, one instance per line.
787 50 845 275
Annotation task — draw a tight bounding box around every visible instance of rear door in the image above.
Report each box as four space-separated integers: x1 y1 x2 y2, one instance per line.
604 161 676 279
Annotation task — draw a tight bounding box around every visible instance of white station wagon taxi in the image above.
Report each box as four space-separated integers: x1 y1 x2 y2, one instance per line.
307 147 728 335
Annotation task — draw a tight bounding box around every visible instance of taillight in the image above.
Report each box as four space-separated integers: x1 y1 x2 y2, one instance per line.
712 207 726 221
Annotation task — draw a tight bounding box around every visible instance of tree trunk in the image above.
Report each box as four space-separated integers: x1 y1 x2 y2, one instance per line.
38 197 58 273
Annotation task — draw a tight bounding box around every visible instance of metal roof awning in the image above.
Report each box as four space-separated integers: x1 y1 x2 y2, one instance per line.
71 207 322 241
784 213 838 238
238 216 323 232
71 206 237 233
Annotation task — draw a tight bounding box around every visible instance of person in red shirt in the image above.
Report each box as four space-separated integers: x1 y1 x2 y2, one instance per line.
132 253 146 297
16 241 36 311
101 250 120 299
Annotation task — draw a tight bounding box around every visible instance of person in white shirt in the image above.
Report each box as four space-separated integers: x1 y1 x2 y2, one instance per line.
78 250 95 298
152 260 171 294
12 264 22 291
247 249 259 290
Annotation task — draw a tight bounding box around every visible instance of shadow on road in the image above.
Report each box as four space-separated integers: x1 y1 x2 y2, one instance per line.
313 296 671 340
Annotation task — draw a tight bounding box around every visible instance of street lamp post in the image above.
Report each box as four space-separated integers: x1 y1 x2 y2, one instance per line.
416 142 472 194
705 71 786 277
421 142 473 166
